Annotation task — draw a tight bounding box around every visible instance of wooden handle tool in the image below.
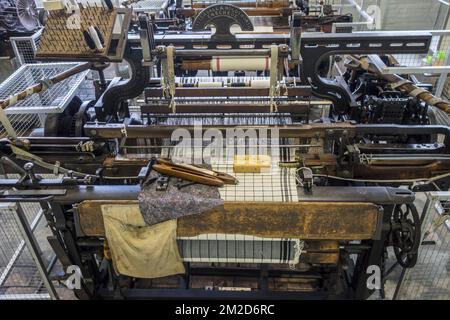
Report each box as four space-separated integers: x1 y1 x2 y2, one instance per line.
154 159 238 186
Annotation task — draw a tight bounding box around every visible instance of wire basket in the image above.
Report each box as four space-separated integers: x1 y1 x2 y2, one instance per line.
10 29 42 66
396 192 450 300
0 202 52 300
0 63 89 137
131 0 170 14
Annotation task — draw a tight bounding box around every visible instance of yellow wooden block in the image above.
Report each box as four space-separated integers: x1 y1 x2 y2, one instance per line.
233 155 271 173
42 0 64 11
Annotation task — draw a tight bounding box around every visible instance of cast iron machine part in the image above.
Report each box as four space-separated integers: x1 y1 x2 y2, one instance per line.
0 4 447 300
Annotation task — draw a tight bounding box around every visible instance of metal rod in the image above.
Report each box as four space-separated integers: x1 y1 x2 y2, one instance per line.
167 49 272 57
381 66 450 75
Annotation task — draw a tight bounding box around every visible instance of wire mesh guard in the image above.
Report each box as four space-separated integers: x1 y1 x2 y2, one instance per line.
131 0 169 13
10 29 42 66
0 202 53 299
391 32 450 100
0 63 89 137
396 192 450 300
394 33 450 69
0 63 88 114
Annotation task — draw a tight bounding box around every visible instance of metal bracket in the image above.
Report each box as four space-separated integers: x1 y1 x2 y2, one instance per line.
192 4 254 41
160 45 176 112
156 175 170 191
300 168 313 193
138 14 156 67
290 12 302 65
269 45 279 113
300 32 432 113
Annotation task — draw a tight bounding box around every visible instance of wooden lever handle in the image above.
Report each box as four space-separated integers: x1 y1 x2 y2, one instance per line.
153 164 225 186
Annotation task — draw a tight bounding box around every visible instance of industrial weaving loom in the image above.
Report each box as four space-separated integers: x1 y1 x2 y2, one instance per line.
0 0 450 300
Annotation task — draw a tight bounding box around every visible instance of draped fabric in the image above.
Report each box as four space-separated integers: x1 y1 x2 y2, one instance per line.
102 204 185 279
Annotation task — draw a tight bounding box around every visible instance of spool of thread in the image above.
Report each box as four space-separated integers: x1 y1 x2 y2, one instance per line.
88 25 104 50
197 81 224 87
250 79 270 88
211 57 270 72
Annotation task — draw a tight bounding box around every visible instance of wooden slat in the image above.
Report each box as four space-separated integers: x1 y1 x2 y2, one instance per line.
177 202 379 240
77 200 380 240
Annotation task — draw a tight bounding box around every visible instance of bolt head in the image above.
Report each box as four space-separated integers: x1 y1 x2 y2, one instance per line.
24 162 33 170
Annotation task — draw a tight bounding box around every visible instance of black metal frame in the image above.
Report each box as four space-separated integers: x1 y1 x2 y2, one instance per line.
0 181 415 299
300 32 432 113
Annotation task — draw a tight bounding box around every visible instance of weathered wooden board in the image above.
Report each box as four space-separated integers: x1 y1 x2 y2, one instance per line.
76 200 380 240
177 202 379 240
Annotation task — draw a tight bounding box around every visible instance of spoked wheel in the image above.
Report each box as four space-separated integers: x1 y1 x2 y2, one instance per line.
391 203 421 268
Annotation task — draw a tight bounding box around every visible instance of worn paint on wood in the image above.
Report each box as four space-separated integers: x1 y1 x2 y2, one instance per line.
77 200 379 240
177 202 379 240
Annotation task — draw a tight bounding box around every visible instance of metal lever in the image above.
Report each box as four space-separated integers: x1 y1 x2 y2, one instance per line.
0 156 26 175
139 13 156 67
23 162 42 184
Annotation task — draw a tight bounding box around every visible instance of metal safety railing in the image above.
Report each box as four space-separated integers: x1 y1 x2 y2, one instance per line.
10 29 42 67
329 0 380 32
0 200 58 300
331 0 449 32
0 63 90 138
374 30 450 100
394 192 450 300
327 0 450 101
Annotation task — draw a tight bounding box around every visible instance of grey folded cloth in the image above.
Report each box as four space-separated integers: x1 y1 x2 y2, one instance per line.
138 171 224 226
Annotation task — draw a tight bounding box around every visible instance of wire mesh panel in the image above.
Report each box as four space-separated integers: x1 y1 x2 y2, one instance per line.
0 202 56 300
444 76 450 102
396 192 450 300
393 33 449 69
0 63 88 114
0 113 42 138
433 34 450 99
131 0 169 13
75 71 96 101
391 32 450 100
326 0 380 32
10 29 42 66
0 63 89 137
